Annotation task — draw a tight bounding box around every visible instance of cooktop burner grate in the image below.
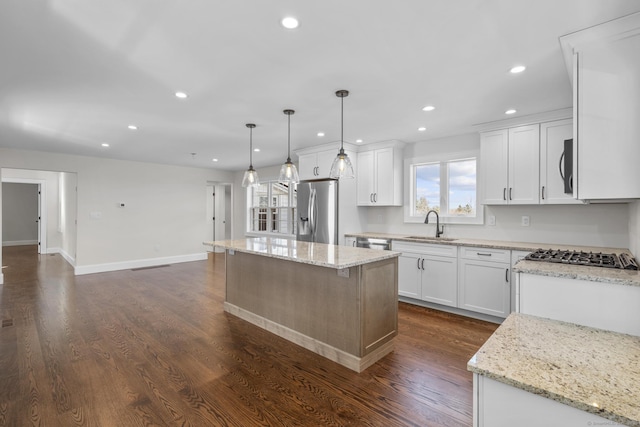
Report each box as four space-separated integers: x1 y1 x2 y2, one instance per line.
524 249 638 270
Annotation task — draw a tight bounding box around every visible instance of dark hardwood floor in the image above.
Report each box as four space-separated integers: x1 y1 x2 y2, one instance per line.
0 245 498 426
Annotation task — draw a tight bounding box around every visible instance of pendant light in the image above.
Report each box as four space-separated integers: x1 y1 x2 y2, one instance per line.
278 109 300 184
329 89 355 179
241 123 260 187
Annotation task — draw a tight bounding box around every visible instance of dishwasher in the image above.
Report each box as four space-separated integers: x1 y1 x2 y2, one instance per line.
356 236 392 250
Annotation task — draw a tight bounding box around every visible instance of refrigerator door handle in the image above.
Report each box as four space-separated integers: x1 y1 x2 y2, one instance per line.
309 188 317 240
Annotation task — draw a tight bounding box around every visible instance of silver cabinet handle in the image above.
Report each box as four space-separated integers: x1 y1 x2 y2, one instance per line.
421 258 425 270
370 193 374 203
477 252 492 257
503 188 506 201
541 186 545 200
559 151 565 180
505 268 509 283
509 188 513 200
417 258 421 270
374 193 377 203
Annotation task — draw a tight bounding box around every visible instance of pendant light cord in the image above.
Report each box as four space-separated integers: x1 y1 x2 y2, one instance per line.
249 126 253 167
287 113 291 161
340 95 344 151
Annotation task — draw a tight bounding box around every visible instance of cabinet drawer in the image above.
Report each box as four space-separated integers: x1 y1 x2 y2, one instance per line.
392 241 457 257
458 246 510 263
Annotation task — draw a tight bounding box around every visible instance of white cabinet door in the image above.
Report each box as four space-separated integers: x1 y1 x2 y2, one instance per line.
298 153 318 180
575 29 640 199
540 119 581 204
508 125 540 204
356 150 376 205
480 130 509 205
422 255 457 307
510 250 530 313
458 255 510 318
373 147 395 205
398 252 421 299
315 149 338 179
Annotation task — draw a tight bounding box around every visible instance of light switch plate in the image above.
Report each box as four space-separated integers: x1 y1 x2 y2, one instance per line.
521 216 530 226
337 268 350 278
488 215 496 226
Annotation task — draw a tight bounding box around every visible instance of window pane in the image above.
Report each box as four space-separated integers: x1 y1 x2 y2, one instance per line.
252 183 268 207
415 163 440 215
271 182 289 207
447 159 476 216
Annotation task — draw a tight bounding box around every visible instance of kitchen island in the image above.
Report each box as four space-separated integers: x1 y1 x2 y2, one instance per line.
204 237 400 372
468 313 640 426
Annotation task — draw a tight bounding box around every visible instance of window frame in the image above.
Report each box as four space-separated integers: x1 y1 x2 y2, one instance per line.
404 150 484 225
246 180 297 238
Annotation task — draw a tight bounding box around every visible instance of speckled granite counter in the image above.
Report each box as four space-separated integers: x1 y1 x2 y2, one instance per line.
515 258 640 287
346 231 627 253
347 232 640 286
468 313 640 426
205 237 399 269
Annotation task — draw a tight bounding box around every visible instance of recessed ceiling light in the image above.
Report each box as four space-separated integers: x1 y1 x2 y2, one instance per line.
254 148 260 152
418 127 427 131
505 109 517 115
101 143 110 147
510 65 526 74
356 139 363 143
422 105 435 112
127 125 138 130
175 91 188 99
317 132 325 137
212 158 218 162
281 17 299 29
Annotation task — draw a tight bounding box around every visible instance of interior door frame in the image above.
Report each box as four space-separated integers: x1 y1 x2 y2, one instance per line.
1 177 47 254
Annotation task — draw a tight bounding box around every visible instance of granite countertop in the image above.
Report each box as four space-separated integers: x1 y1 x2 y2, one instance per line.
204 237 400 269
468 313 640 426
347 232 640 286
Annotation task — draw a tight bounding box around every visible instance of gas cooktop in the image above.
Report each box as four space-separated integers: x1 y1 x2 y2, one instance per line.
524 249 639 270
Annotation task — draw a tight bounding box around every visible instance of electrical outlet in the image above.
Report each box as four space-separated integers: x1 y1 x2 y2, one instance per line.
377 214 383 222
521 215 530 226
488 215 496 226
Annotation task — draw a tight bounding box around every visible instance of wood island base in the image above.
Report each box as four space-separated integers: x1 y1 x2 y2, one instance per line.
223 250 398 373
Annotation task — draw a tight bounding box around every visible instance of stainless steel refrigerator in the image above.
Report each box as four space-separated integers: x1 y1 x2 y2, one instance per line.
296 179 338 244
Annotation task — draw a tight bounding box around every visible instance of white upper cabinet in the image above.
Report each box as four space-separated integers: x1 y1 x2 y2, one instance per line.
481 125 539 205
560 12 640 200
356 145 403 206
540 119 582 204
298 149 340 180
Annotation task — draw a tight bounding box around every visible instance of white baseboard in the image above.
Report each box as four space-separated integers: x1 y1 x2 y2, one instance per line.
2 240 38 247
47 247 76 267
74 252 208 276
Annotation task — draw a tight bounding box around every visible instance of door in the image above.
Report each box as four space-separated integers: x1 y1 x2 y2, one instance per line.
206 185 215 251
356 150 375 205
540 119 580 204
421 255 457 307
397 252 421 299
37 184 42 254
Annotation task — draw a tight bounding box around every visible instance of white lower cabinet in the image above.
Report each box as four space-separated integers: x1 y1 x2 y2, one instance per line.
458 247 511 318
344 236 357 247
393 241 457 307
474 375 620 427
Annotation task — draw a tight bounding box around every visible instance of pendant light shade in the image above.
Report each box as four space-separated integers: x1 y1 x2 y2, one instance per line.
278 109 300 184
329 89 355 179
242 123 260 188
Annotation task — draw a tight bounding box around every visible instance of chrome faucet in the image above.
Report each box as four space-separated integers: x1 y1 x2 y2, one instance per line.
424 210 444 238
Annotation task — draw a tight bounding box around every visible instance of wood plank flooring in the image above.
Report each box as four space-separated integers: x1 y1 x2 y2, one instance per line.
0 245 498 426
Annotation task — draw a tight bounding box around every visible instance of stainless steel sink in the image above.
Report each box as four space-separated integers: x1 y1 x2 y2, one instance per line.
403 236 457 242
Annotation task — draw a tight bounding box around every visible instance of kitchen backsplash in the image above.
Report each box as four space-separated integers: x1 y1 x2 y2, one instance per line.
362 203 630 249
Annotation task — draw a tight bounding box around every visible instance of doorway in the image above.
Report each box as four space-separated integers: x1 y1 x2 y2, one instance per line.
2 180 46 254
206 183 233 252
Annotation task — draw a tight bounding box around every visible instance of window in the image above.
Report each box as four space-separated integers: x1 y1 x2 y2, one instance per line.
406 153 481 224
247 180 297 235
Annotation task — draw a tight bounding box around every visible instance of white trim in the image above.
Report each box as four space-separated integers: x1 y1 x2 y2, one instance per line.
47 247 76 266
0 273 3 285
472 108 573 133
2 240 38 246
74 252 207 276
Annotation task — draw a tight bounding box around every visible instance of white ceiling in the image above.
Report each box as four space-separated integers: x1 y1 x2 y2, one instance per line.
1 1 639 172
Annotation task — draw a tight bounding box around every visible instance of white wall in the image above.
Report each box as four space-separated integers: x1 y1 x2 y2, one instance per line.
0 148 233 277
359 133 630 249
60 172 78 264
1 182 38 244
